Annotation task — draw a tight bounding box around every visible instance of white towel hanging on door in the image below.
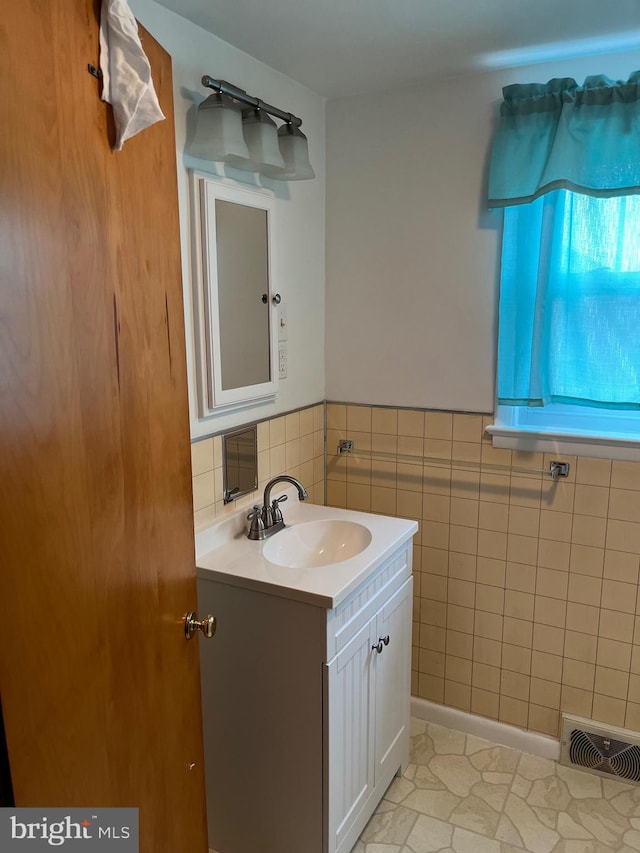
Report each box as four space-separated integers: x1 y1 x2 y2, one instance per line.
99 0 165 150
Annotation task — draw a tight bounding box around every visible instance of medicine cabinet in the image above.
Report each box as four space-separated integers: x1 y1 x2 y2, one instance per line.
190 172 279 416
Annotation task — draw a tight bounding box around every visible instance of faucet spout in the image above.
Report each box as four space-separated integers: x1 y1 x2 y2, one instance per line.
263 475 308 511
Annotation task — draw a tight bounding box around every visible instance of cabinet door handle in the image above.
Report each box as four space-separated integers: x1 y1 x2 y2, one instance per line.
371 635 390 654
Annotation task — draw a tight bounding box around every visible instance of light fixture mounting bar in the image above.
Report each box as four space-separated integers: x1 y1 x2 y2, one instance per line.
201 76 303 128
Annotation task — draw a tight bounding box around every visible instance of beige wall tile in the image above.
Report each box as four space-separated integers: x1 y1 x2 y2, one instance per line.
507 534 538 566
529 677 561 710
425 412 453 440
446 655 472 685
475 584 504 615
611 461 640 491
448 578 475 609
471 687 500 720
192 470 215 512
424 573 447 603
501 669 530 701
452 441 481 463
573 484 610 518
625 701 640 730
563 659 595 691
566 602 600 634
346 404 371 433
270 415 287 445
472 662 501 693
474 611 503 642
448 552 476 581
476 557 506 588
534 596 566 628
594 666 629 700
420 624 446 652
478 530 508 561
576 457 612 487
191 437 214 476
397 489 422 518
510 476 543 509
533 623 564 655
592 694 626 727
449 524 478 555
505 590 535 622
597 638 632 671
444 680 471 712
453 414 484 443
531 650 563 683
503 617 533 649
346 482 371 511
423 520 450 550
326 479 346 508
604 550 640 585
450 470 480 500
397 409 424 438
418 673 444 703
567 573 602 607
506 562 536 594
564 630 598 664
479 473 510 504
450 497 479 528
421 598 447 628
543 482 575 513
423 493 450 523
509 506 541 538
572 514 607 548
473 636 502 667
628 673 640 704
446 629 474 660
447 604 474 634
607 520 640 555
371 486 397 516
537 538 571 572
539 510 572 543
372 432 398 455
500 696 529 728
561 685 593 718
569 544 604 578
478 501 509 533
502 644 531 675
536 567 568 600
610 490 640 523
601 579 637 615
528 705 560 737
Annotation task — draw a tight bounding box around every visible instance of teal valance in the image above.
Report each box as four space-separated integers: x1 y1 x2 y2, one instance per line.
488 72 640 207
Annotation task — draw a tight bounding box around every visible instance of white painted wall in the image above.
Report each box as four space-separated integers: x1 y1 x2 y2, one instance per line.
325 51 640 413
130 0 326 438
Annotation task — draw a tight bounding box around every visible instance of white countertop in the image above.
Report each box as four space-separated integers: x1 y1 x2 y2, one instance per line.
195 491 418 609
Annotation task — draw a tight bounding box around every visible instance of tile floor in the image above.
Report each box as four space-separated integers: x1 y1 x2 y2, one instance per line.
352 718 640 853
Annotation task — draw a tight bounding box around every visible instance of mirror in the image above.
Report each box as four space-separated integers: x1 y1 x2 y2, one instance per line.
223 425 258 504
191 172 279 416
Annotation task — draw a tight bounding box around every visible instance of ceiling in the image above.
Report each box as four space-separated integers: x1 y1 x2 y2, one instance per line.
155 0 640 98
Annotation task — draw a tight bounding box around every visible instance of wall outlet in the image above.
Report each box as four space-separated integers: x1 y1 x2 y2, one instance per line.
277 302 288 342
278 344 287 379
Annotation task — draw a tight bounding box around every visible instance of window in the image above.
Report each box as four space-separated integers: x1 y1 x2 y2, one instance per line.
486 72 640 460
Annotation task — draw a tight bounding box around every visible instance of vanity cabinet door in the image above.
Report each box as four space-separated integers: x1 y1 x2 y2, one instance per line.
374 577 413 784
326 619 376 853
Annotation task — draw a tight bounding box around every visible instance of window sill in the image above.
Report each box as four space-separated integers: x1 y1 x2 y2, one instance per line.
486 423 640 462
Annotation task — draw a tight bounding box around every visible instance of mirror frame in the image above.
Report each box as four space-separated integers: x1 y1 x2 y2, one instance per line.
190 171 279 416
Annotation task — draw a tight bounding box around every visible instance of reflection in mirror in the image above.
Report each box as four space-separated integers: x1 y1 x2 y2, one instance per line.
223 425 258 504
215 200 270 390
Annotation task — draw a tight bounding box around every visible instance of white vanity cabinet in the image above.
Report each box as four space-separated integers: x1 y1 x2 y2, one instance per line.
196 532 414 853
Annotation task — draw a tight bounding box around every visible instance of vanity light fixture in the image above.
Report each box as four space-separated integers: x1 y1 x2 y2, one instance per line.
195 75 315 181
188 91 250 166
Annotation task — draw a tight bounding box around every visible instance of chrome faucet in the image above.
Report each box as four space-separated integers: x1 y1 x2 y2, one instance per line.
247 475 308 540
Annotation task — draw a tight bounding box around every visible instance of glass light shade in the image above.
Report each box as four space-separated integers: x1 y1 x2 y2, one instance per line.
239 109 285 172
188 93 250 165
263 124 315 181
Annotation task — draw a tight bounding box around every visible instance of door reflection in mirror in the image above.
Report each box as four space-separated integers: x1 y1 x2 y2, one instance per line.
215 200 270 391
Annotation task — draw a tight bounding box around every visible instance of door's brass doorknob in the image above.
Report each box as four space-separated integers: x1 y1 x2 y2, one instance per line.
184 611 217 640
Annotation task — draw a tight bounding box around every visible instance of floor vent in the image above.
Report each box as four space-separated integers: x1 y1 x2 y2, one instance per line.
560 714 640 784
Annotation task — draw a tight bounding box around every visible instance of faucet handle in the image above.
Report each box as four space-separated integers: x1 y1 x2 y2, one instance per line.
247 506 266 539
271 493 288 524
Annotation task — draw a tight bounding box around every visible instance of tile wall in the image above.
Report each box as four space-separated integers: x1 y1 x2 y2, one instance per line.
190 403 325 532
326 402 640 739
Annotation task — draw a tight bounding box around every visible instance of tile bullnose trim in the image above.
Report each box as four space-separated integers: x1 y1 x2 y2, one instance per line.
411 695 561 761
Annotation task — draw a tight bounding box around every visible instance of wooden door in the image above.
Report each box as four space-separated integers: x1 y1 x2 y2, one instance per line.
0 3 208 851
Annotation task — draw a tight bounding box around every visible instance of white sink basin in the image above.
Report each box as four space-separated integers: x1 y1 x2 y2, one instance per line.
263 519 372 569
